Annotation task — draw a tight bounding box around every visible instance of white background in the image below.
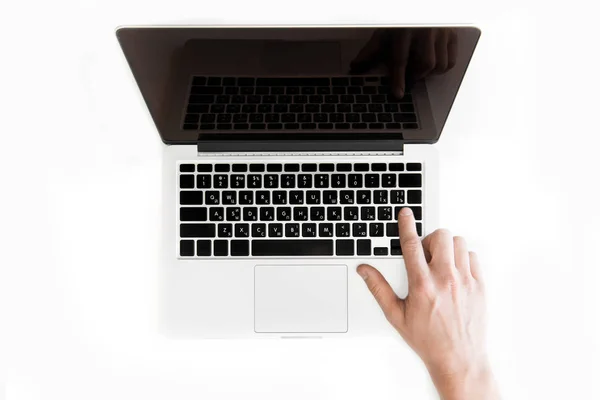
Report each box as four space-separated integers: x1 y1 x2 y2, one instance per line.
1 0 599 399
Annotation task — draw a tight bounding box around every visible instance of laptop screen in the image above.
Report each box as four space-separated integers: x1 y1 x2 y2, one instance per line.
117 26 480 146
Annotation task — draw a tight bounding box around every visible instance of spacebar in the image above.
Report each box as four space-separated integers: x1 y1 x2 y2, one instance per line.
252 240 334 256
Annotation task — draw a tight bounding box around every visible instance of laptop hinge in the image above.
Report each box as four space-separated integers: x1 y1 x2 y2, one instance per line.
197 151 404 157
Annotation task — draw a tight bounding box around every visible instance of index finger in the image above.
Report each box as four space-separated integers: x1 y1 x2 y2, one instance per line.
398 207 429 284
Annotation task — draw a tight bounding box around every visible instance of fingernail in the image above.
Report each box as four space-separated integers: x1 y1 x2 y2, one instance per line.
357 266 369 280
400 207 412 216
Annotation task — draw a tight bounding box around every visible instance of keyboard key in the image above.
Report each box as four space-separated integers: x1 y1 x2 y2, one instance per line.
310 207 326 221
284 163 300 172
226 207 241 221
302 223 318 237
324 191 337 204
353 223 368 237
180 207 207 221
378 206 393 220
391 190 405 204
357 190 371 204
222 191 236 205
247 175 262 189
407 163 422 171
215 164 229 173
357 239 371 255
302 163 318 172
294 207 309 221
416 222 422 236
235 223 250 237
331 174 346 188
249 164 265 172
409 206 422 220
231 240 250 256
389 163 404 171
256 191 270 205
179 175 195 189
374 190 388 204
214 240 228 256
204 191 219 205
269 224 284 237
374 247 388 256
243 207 258 221
197 164 212 172
398 174 422 188
354 163 369 172
218 223 233 238
336 223 350 237
320 223 334 237
273 191 287 205
264 175 278 188
361 207 376 221
180 240 194 256
180 191 203 205
315 174 329 188
344 207 359 220
232 164 248 172
387 222 399 237
180 223 216 238
319 163 335 172
214 175 228 189
239 191 253 205
408 190 422 204
348 174 362 188
180 164 195 173
328 207 342 221
298 174 312 188
289 191 304 204
196 174 211 189
306 191 321 204
209 207 224 221
260 207 275 221
281 174 295 188
340 191 354 204
337 163 352 172
267 163 283 172
365 174 380 188
369 222 384 236
382 174 396 187
336 239 354 256
390 239 402 255
286 223 301 237
196 240 211 256
277 207 292 221
252 240 333 256
371 163 386 172
252 223 267 237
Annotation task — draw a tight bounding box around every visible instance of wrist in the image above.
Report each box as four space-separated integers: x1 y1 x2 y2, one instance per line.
426 358 499 400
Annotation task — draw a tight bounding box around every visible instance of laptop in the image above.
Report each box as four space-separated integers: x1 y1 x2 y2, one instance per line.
116 25 480 337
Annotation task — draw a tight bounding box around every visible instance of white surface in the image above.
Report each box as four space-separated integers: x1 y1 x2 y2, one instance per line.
254 265 348 333
1 1 599 400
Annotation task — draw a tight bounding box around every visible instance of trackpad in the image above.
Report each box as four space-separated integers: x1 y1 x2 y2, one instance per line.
254 265 348 333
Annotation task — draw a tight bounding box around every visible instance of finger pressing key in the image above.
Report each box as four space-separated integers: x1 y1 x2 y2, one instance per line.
398 207 429 285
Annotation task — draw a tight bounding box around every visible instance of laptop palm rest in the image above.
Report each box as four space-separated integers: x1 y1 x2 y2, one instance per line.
254 265 348 333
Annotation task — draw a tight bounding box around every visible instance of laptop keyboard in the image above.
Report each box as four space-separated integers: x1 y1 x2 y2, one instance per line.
178 162 423 257
182 76 419 132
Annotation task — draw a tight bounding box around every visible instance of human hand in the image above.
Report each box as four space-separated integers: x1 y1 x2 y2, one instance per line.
350 28 458 98
357 208 499 400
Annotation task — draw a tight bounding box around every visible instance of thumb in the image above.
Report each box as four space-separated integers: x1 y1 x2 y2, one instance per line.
357 264 405 325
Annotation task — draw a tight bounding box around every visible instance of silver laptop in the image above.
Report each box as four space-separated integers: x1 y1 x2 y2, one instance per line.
116 25 480 338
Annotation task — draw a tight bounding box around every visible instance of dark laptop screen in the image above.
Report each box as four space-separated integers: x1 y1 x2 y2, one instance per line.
117 26 480 145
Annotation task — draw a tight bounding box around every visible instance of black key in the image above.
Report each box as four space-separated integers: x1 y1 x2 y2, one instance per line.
319 163 335 172
277 207 292 221
408 190 422 204
319 223 334 237
357 239 371 255
256 191 270 205
319 123 334 130
348 174 362 188
294 207 309 221
235 223 250 237
278 95 293 103
231 240 250 256
416 222 422 236
336 239 354 256
199 123 215 130
271 87 284 95
252 223 267 238
238 77 254 86
210 104 225 113
226 207 241 221
330 113 344 123
180 191 203 205
354 163 369 172
362 114 376 123
325 207 340 221
391 190 405 204
196 240 211 256
344 207 359 220
322 103 336 111
407 206 422 220
369 104 384 113
239 191 253 205
302 163 318 172
252 240 333 256
306 104 320 112
214 240 228 256
389 163 404 171
197 164 212 172
369 123 384 129
298 174 312 188
298 113 312 123
315 174 329 188
353 103 368 112
400 104 415 112
337 163 352 172
385 103 399 112
273 191 287 205
336 223 350 237
407 163 422 171
205 191 219 205
218 223 233 238
323 190 337 204
374 190 388 204
282 113 296 123
285 123 300 130
306 191 321 204
258 104 272 113
249 113 264 123
314 113 328 123
290 103 304 112
226 104 241 113
302 223 318 237
382 174 396 187
256 87 269 95
213 174 228 188
289 191 304 204
286 223 301 237
302 123 317 130
206 77 221 85
201 114 217 123
332 77 349 86
274 104 288 113
352 123 368 129
398 174 422 188
249 164 265 172
180 207 208 221
180 223 216 238
317 86 330 94
301 87 315 95
284 164 300 172
393 113 417 123
260 207 275 221
387 222 399 237
222 191 236 205
337 104 351 113
209 207 225 221
192 76 207 85
332 88 347 95
372 95 386 103
371 163 386 172
264 175 278 188
243 207 258 221
340 190 354 204
369 222 384 236
331 174 345 188
180 240 194 256
357 190 371 204
231 175 245 189
378 206 392 220
224 87 238 95
374 247 388 256
247 175 262 189
269 224 284 237
180 174 195 189
345 113 360 123
363 86 376 94
286 87 300 95
310 207 326 221
266 113 280 123
267 163 283 173
361 206 376 221
390 239 402 255
353 223 367 237
365 174 380 188
180 164 195 173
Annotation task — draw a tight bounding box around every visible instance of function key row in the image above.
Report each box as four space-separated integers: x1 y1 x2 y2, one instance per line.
192 76 390 87
179 163 422 173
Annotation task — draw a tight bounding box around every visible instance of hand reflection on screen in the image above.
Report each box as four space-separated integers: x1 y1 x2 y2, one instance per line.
350 28 458 99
